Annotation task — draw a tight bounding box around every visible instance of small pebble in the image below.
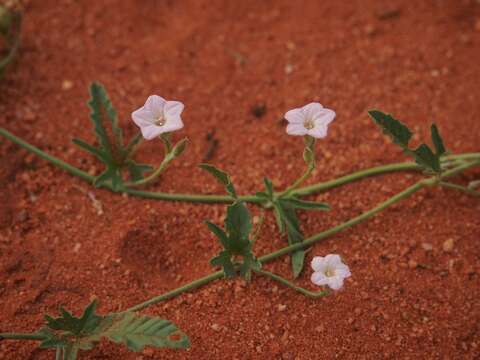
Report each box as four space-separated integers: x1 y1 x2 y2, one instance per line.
443 238 455 253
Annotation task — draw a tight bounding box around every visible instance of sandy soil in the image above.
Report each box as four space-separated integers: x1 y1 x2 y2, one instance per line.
0 0 480 359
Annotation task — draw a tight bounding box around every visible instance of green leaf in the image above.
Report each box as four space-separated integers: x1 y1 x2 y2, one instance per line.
105 312 189 351
0 6 13 35
44 300 102 336
126 160 153 182
88 82 123 160
276 200 305 278
368 110 412 148
225 202 252 251
72 138 108 162
263 177 274 197
94 167 123 191
369 110 446 174
199 163 237 199
413 144 441 173
172 138 188 157
430 124 446 157
206 200 258 280
39 300 189 359
210 250 236 278
205 221 230 249
284 198 330 211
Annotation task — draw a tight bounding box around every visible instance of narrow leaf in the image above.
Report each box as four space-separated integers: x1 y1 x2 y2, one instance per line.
368 110 412 148
88 82 124 161
263 177 274 197
72 138 108 162
430 123 446 157
210 250 236 278
413 144 441 173
205 221 230 249
172 138 188 157
199 163 237 198
284 198 330 211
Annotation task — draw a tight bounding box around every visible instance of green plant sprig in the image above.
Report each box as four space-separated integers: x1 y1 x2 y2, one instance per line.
0 300 189 360
118 155 479 314
0 126 477 203
0 5 22 77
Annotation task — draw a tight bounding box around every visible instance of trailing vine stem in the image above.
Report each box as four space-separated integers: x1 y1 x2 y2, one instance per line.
0 128 478 338
125 158 479 313
0 127 478 204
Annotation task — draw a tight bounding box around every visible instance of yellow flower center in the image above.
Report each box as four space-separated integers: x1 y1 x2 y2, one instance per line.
155 114 166 126
325 268 335 277
304 118 315 130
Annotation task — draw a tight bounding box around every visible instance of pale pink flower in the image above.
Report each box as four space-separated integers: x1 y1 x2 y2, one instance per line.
311 254 351 291
132 95 184 140
284 102 335 138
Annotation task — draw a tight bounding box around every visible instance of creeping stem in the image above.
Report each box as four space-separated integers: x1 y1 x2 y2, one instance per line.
0 333 45 341
254 269 328 298
0 127 478 202
124 159 479 312
0 128 478 337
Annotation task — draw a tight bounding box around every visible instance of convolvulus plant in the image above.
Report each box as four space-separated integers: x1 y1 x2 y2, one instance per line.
0 82 478 359
0 300 189 359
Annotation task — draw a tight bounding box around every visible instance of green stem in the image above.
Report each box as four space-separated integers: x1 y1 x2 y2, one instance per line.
126 154 174 187
126 271 224 313
56 347 62 360
123 188 261 204
281 163 314 197
292 161 419 196
439 181 480 196
254 269 328 298
0 332 45 341
125 179 427 312
260 181 425 263
1 127 479 203
0 128 94 182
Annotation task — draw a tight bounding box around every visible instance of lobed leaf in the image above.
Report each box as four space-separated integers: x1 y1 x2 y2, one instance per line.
199 163 237 199
369 110 447 174
39 300 189 359
105 312 189 351
413 144 441 173
368 110 412 148
88 82 124 161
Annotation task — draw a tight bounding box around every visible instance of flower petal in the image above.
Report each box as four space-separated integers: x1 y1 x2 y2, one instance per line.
327 276 345 290
301 102 323 120
307 125 328 139
144 95 166 117
313 108 336 126
140 124 164 140
311 271 329 286
164 101 185 118
325 254 342 267
132 108 156 127
311 256 327 272
335 266 351 279
284 108 305 124
286 123 308 136
162 115 184 133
